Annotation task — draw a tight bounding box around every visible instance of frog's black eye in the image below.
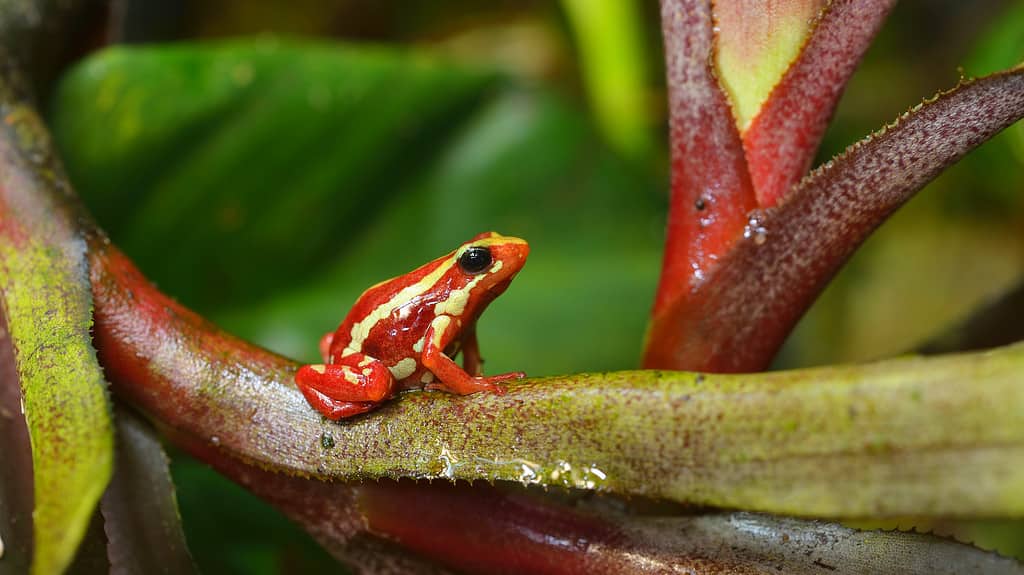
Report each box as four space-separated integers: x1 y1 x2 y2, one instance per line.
458 246 492 274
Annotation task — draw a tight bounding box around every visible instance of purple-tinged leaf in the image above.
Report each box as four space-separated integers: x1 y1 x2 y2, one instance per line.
645 67 1024 372
101 405 195 575
0 308 33 575
743 0 897 207
653 0 757 314
66 511 110 575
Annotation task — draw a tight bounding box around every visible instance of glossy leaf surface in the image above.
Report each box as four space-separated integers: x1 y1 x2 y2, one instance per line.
50 41 498 313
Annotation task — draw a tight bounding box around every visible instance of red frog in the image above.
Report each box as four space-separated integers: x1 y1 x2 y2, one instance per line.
295 232 529 419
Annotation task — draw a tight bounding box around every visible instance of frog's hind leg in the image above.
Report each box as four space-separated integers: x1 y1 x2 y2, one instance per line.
295 354 396 420
298 385 378 420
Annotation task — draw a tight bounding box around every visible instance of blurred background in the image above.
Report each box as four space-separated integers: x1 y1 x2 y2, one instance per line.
46 0 1024 572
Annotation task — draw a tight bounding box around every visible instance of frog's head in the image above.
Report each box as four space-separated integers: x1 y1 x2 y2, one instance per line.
447 231 529 314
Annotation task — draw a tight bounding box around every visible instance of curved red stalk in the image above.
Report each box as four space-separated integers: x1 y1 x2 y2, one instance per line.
87 236 664 572
357 482 625 574
743 0 897 207
654 0 757 314
644 69 1024 371
171 431 665 574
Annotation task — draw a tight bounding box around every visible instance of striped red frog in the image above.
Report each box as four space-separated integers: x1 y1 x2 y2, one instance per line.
295 232 529 419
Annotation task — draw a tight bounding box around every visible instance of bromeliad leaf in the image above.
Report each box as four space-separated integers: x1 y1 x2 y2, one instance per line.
645 68 1024 372
0 70 113 574
740 0 897 207
713 0 828 134
0 300 33 574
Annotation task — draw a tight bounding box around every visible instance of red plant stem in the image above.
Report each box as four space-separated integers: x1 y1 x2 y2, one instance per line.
84 236 696 573
743 0 897 207
173 427 691 574
654 0 757 314
645 69 1024 371
357 481 626 574
647 0 896 371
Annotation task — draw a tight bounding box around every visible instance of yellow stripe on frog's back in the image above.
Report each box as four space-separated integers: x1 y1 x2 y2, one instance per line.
348 256 455 351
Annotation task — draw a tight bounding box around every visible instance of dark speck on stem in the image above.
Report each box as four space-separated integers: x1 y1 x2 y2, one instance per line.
321 432 335 449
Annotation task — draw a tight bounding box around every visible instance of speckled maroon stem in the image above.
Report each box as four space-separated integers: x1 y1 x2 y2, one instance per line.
644 67 1024 371
743 0 897 208
653 0 757 314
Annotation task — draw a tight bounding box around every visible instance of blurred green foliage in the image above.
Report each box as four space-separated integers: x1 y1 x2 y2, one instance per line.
45 0 1024 571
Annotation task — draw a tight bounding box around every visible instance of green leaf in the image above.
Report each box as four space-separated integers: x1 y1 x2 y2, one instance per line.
214 88 663 376
560 0 653 158
0 73 113 574
50 40 665 377
49 40 500 313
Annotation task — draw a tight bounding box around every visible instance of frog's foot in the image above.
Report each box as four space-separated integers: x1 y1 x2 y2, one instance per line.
424 372 524 396
295 360 396 419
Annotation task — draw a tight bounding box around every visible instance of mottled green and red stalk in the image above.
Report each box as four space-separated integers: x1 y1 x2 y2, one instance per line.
645 0 1024 372
85 220 1024 571
0 66 113 575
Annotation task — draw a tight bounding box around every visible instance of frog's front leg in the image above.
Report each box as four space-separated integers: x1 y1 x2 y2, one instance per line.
421 315 523 395
295 351 396 420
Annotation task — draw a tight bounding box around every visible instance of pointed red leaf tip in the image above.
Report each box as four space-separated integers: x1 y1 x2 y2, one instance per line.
645 69 1024 371
654 0 757 313
743 0 897 207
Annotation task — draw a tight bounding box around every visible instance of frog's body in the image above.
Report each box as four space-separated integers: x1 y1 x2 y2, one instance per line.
295 232 529 419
